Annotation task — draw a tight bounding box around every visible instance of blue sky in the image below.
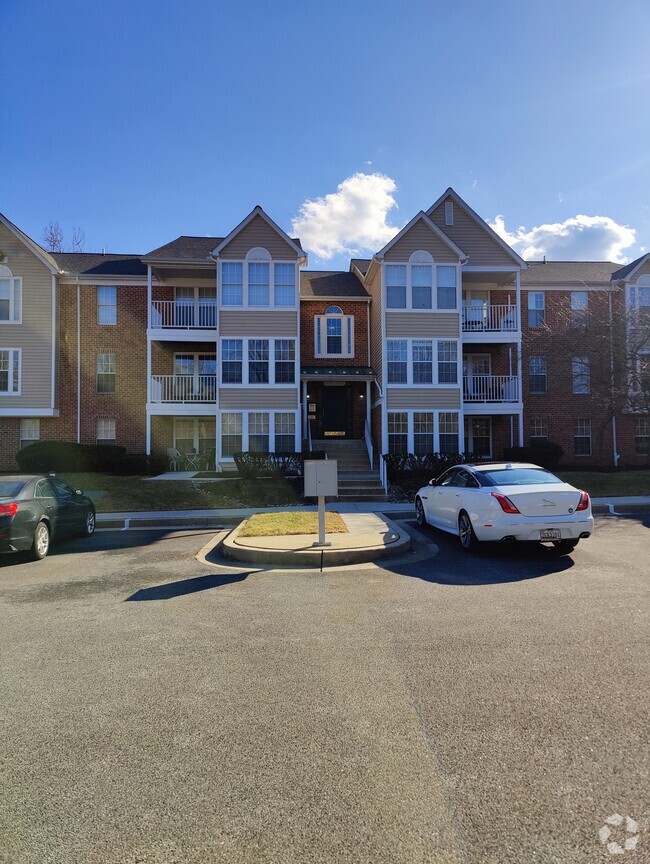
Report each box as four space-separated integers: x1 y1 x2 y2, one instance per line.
1 0 649 269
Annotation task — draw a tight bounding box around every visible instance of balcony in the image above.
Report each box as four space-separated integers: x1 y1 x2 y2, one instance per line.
150 374 217 403
463 374 520 404
462 304 518 335
150 299 217 330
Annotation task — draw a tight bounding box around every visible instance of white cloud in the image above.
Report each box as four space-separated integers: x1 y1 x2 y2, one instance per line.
489 214 637 262
292 173 401 260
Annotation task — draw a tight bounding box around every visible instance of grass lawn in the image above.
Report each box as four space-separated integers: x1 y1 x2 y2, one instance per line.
555 470 650 498
55 473 302 513
239 511 347 538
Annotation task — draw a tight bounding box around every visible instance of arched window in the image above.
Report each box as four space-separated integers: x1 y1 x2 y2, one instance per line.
0 264 21 322
633 274 650 309
325 305 343 315
245 247 271 305
219 247 296 308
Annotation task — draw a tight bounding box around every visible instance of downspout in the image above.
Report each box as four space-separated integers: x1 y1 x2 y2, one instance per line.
609 291 619 467
76 277 81 443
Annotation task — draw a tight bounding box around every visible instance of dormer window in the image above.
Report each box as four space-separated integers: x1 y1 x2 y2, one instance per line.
219 248 296 308
315 306 354 358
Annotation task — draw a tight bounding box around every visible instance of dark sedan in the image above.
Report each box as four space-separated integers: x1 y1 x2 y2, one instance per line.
0 475 96 560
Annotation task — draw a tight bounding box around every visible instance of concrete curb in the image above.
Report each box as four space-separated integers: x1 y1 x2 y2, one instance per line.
222 516 411 567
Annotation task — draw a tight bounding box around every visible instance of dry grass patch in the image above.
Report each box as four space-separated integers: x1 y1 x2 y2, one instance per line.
239 511 348 538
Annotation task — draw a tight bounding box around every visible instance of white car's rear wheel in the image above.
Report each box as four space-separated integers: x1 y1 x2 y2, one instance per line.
415 498 427 528
458 511 480 553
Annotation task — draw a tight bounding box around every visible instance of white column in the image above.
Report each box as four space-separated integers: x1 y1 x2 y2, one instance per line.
302 379 308 441
515 269 521 330
146 413 151 456
146 266 152 405
365 380 371 428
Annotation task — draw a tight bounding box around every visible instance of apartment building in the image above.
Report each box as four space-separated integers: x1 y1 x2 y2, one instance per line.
1 189 648 480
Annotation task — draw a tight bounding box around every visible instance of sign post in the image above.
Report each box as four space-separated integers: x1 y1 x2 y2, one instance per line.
303 460 338 547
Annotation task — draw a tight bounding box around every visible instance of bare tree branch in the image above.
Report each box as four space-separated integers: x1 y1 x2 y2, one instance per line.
71 226 85 253
41 221 64 252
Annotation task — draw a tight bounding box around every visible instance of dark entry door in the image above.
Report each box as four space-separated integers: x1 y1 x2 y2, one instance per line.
322 386 348 437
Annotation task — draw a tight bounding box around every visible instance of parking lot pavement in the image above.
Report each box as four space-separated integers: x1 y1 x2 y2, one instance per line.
0 516 648 864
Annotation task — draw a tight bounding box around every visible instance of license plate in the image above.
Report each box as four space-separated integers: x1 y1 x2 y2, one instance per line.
540 529 561 541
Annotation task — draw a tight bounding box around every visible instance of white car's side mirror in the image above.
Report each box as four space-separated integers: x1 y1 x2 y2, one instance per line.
428 478 437 486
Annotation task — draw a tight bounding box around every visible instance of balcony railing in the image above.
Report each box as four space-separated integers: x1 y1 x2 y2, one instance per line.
462 304 518 333
150 299 217 329
463 375 520 403
150 374 217 403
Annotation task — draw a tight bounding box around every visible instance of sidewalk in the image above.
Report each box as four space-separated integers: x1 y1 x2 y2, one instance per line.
95 496 650 528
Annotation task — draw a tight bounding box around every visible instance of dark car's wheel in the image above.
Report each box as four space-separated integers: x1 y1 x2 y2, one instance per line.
552 539 579 554
32 521 50 560
415 498 427 528
80 508 96 537
458 511 480 553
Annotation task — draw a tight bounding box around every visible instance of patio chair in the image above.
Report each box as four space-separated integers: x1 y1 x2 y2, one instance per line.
167 447 183 471
184 449 200 471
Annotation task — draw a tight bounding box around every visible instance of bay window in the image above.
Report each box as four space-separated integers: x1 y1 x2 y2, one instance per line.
385 254 458 310
220 251 296 308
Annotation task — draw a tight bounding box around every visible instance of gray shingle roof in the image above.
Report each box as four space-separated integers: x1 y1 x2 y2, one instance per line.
350 258 371 276
143 236 223 261
51 252 147 277
611 254 650 281
300 271 368 299
521 261 619 284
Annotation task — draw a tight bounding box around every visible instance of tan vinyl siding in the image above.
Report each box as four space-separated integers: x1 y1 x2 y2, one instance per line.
631 260 650 281
386 312 460 338
0 223 53 409
366 266 383 387
430 196 517 267
219 310 298 336
384 220 460 261
219 215 298 259
386 388 461 409
219 387 298 410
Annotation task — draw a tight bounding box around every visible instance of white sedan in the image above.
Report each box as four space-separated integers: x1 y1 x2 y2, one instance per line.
415 462 594 553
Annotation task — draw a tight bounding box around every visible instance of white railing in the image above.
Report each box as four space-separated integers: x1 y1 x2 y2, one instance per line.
463 375 520 402
150 374 217 403
462 304 518 332
150 299 217 329
364 419 374 469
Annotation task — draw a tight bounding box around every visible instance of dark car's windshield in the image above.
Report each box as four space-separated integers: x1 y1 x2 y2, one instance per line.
0 481 27 498
480 468 560 486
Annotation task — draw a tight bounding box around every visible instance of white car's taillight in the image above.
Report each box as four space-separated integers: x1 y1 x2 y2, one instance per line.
491 492 520 514
576 491 590 512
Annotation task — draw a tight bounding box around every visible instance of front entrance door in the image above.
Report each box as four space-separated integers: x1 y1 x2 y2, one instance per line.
464 416 492 457
322 385 348 438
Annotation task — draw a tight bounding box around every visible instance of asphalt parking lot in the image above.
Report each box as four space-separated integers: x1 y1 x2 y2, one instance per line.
0 515 648 864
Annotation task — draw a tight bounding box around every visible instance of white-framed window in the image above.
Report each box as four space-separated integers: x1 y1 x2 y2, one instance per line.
274 412 295 452
574 419 592 456
387 410 461 454
385 252 458 311
20 418 40 449
173 417 215 456
529 356 547 393
314 307 354 358
96 353 116 394
570 290 588 326
530 417 548 442
221 262 243 306
0 266 22 323
97 286 117 325
221 338 297 386
527 292 545 328
630 275 650 310
96 417 116 445
173 286 217 327
219 249 297 309
634 417 649 455
219 410 299 458
386 339 458 386
413 412 434 455
0 348 21 395
572 356 590 394
221 412 243 457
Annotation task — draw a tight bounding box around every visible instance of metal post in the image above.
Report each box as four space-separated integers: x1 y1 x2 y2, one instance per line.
317 494 327 546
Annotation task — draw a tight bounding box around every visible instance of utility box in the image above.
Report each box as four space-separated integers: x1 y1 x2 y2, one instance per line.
304 460 338 497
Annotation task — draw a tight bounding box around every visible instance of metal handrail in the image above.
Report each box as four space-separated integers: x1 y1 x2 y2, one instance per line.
364 419 374 469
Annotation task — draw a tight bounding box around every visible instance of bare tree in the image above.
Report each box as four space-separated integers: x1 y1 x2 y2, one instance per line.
71 226 85 253
41 221 64 252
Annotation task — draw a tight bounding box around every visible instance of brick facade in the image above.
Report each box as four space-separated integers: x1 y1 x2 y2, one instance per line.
300 300 369 367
